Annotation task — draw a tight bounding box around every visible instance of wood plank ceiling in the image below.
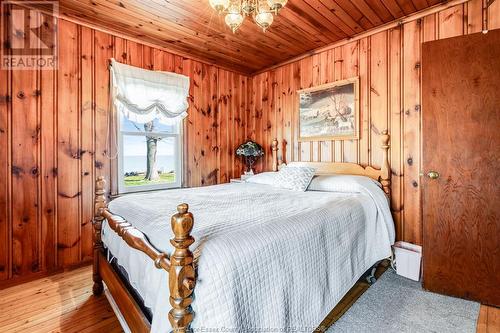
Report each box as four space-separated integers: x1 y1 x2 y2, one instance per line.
55 0 443 74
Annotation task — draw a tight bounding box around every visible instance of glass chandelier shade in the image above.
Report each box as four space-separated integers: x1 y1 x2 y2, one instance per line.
209 0 230 13
209 0 287 33
225 12 245 33
267 0 287 13
255 11 273 31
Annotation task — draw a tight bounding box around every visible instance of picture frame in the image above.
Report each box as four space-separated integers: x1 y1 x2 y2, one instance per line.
297 77 359 141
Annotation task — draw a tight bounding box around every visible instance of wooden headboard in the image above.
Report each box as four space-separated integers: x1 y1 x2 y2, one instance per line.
271 131 391 196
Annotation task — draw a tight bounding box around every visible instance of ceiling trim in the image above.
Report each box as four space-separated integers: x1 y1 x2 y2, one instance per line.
18 3 252 76
252 0 470 75
18 0 470 77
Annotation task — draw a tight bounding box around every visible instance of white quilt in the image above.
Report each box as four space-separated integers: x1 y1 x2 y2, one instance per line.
103 181 395 332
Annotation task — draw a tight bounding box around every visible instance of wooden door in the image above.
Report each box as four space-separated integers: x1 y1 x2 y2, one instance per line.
422 30 500 306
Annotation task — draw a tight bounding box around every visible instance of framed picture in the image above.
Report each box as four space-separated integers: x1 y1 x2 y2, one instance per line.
298 77 359 141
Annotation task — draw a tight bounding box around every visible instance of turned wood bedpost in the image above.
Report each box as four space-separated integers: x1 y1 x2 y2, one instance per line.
380 130 391 196
271 138 279 172
93 176 107 296
169 203 196 332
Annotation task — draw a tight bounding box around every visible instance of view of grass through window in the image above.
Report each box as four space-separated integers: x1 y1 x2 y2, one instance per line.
124 172 175 186
121 117 178 188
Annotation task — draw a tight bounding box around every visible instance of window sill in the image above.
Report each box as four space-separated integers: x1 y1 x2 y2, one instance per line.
112 185 183 199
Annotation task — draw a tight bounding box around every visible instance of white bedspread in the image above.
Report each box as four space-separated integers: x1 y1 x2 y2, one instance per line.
103 181 395 332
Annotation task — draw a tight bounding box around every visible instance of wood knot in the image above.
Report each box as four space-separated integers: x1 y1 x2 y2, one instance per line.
14 29 23 38
32 260 39 272
177 204 188 214
17 91 25 99
12 165 23 177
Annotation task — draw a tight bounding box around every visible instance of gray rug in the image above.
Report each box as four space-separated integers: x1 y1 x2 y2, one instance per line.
327 269 480 333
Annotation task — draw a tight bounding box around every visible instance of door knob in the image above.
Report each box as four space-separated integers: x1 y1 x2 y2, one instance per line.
427 171 440 179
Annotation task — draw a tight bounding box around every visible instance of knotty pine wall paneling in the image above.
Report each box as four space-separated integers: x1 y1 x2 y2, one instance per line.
0 27 9 281
57 19 80 268
1 0 498 286
217 69 248 183
248 0 500 245
0 17 250 286
11 23 39 277
80 26 95 264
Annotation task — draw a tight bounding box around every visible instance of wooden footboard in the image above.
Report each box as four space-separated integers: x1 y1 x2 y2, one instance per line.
93 177 196 332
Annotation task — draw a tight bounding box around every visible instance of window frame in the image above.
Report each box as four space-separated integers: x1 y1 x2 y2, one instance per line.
117 113 183 194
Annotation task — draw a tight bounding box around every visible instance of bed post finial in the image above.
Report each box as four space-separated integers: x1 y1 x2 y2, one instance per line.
271 138 279 172
169 203 196 333
93 176 107 296
380 130 391 196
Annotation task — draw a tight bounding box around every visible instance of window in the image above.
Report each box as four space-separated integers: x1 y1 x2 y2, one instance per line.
118 115 182 193
110 59 189 194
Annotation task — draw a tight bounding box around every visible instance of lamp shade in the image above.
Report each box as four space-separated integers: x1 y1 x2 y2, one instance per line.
236 141 264 157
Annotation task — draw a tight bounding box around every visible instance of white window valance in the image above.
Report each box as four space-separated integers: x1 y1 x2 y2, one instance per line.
110 58 190 125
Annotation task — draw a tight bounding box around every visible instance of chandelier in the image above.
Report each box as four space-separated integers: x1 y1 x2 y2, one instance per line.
209 0 288 33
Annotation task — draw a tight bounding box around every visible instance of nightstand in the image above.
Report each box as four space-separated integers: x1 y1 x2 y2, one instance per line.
230 178 245 183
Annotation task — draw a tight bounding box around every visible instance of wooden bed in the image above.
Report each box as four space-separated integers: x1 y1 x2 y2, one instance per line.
92 131 391 333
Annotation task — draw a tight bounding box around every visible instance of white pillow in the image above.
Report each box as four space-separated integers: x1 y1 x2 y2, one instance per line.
307 174 382 193
245 172 277 185
273 166 316 191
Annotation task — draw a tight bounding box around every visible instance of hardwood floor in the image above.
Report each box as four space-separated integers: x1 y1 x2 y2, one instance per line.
477 306 500 333
0 265 498 333
0 266 122 333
